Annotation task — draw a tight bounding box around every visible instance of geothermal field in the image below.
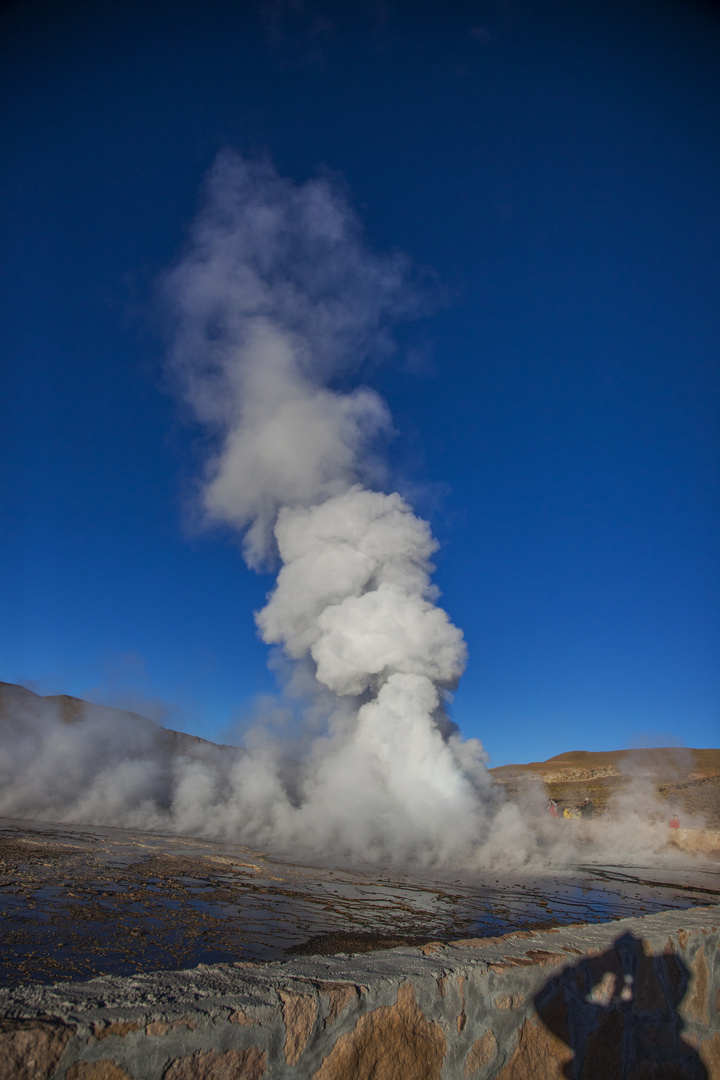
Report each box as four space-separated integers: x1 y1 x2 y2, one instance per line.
1 682 719 1078
2 680 719 993
2 142 719 1076
1 806 719 990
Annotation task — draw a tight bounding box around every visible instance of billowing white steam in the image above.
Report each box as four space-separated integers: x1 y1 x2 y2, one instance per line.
160 151 498 861
259 490 466 695
164 152 412 568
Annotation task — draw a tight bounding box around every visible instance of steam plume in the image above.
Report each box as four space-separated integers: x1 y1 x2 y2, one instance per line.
161 151 498 861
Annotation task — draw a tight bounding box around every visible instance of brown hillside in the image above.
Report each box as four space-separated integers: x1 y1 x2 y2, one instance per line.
0 681 238 759
492 746 720 777
490 747 720 826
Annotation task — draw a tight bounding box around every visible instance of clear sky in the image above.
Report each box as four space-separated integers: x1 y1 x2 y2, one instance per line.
1 0 718 766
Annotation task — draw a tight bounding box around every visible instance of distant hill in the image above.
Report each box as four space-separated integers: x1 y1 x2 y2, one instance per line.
0 680 237 760
490 746 720 782
490 746 720 826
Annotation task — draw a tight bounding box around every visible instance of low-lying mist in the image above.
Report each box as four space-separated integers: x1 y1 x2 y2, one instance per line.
0 680 704 871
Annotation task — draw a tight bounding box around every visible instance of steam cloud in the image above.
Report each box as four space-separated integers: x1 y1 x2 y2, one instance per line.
0 154 702 869
162 151 499 862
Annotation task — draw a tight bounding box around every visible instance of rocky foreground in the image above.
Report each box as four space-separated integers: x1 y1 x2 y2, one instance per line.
1 683 719 1076
2 815 718 990
1 905 718 1079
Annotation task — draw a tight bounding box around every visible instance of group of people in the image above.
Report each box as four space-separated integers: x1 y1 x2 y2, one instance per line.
547 797 595 819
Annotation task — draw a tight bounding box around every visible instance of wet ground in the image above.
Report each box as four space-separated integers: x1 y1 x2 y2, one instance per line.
1 817 718 988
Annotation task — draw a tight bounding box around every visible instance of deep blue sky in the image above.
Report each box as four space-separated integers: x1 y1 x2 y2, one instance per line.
1 0 718 765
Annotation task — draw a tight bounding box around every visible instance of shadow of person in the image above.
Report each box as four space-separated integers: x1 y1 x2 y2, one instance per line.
533 931 707 1079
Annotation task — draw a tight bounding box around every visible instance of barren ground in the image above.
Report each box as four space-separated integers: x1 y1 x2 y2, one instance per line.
1 816 718 989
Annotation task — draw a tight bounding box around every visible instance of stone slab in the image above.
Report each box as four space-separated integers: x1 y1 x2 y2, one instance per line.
1 904 718 1079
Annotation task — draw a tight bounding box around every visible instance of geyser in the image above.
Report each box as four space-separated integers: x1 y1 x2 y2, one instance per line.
161 151 501 863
